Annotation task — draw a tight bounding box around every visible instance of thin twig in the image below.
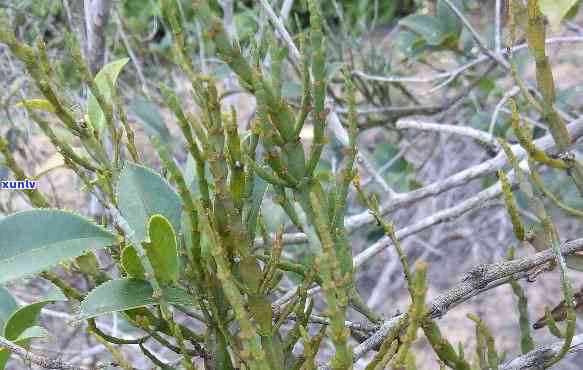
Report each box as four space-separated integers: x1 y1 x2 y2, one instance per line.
441 0 509 67
0 336 102 370
115 11 149 97
397 119 500 151
495 0 502 53
84 0 112 74
490 86 520 135
500 333 583 369
354 37 583 84
258 0 301 62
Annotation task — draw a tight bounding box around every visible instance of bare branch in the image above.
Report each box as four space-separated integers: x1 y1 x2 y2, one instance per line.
500 333 583 369
0 335 100 370
397 119 500 151
353 176 505 268
490 86 520 135
353 57 484 84
354 238 583 360
84 0 112 74
495 0 502 53
258 0 301 62
355 63 496 129
114 11 149 97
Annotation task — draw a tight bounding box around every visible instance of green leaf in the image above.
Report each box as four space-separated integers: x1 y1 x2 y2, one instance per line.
74 252 102 277
87 58 129 132
3 285 65 340
14 99 55 112
0 210 116 284
0 288 17 333
76 278 192 322
116 163 182 243
0 286 18 333
437 0 462 39
400 14 450 46
144 214 179 285
129 98 172 143
121 245 145 279
13 326 51 341
540 0 579 32
0 347 8 369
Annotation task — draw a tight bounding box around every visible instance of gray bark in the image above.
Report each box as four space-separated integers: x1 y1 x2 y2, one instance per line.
84 0 112 75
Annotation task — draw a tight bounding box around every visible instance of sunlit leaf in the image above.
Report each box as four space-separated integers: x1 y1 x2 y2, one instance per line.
14 99 55 112
87 58 129 132
540 0 579 32
116 163 182 243
144 214 179 285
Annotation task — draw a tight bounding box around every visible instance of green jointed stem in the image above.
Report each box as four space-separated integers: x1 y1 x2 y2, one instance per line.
111 81 140 163
543 306 565 338
543 219 576 368
509 99 568 170
528 162 583 219
160 85 203 162
294 33 312 137
507 247 535 354
467 314 499 369
273 185 304 230
394 262 429 368
0 26 78 134
499 171 526 241
225 108 245 209
525 0 571 150
246 157 292 187
309 191 352 368
333 77 359 229
422 318 471 370
198 203 270 369
306 0 327 177
0 136 50 208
